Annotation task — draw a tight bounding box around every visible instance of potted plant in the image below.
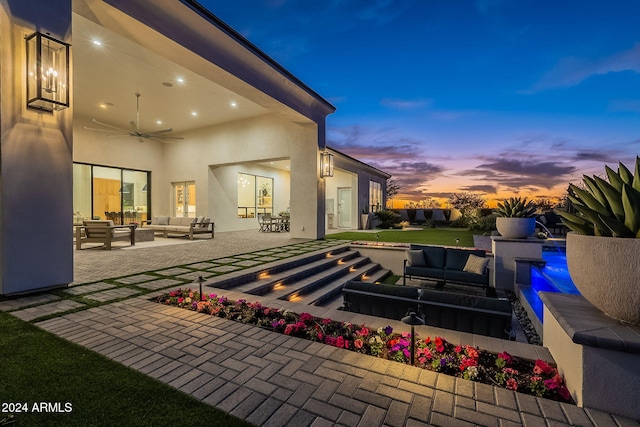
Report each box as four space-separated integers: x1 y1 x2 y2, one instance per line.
495 197 537 238
361 208 370 230
556 156 640 324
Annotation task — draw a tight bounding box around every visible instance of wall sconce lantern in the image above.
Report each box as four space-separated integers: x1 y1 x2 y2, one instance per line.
25 31 70 111
320 151 334 178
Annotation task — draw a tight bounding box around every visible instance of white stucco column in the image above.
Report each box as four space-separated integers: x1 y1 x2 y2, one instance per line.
0 0 74 294
491 237 543 291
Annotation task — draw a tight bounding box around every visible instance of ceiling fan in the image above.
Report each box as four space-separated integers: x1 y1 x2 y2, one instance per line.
84 92 183 143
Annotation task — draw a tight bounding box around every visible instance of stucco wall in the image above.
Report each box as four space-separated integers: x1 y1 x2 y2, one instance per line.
0 0 74 294
160 113 320 238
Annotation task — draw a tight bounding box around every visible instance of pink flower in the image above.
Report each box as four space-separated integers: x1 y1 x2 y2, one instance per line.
498 351 513 364
177 297 184 303
534 359 554 375
284 324 294 335
506 378 518 390
335 336 345 348
358 327 370 337
454 345 462 354
354 338 363 349
322 318 332 325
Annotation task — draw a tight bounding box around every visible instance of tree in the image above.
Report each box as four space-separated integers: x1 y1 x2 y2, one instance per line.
447 192 487 226
386 179 401 208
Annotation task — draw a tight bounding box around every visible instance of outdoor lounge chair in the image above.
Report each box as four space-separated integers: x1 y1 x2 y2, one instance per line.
75 220 135 250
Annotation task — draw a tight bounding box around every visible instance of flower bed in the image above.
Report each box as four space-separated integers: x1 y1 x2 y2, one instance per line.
155 288 572 403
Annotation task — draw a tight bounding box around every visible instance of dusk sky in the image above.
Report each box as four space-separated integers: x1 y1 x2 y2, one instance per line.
205 1 640 207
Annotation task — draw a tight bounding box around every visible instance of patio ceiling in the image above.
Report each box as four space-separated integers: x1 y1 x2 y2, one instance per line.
72 4 272 137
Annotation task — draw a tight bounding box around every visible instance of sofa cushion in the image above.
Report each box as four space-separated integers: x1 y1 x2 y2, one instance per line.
200 218 211 228
445 248 485 271
463 254 489 275
194 216 204 224
156 216 169 225
406 266 445 280
410 245 446 268
423 246 446 268
344 281 418 299
444 270 486 285
406 250 426 267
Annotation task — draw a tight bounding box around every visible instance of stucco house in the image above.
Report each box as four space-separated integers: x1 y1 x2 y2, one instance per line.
0 0 389 295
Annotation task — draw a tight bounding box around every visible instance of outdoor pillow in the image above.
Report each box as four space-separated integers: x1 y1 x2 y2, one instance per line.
200 218 211 228
194 216 204 224
406 250 426 267
156 215 169 225
463 254 489 275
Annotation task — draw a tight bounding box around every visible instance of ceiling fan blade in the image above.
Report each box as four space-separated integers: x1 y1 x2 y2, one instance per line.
145 128 175 135
146 135 184 140
83 126 128 134
91 118 130 133
130 120 138 131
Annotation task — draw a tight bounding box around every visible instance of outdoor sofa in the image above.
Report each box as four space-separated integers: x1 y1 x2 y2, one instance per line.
75 220 135 250
403 244 490 290
143 216 214 239
342 281 512 339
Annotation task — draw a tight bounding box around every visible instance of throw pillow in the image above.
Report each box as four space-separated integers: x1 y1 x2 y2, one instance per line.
463 254 489 275
406 250 426 267
200 218 210 228
156 215 169 225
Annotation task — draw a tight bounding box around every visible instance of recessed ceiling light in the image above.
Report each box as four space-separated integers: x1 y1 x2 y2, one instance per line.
270 162 274 165
156 120 163 125
92 39 102 46
191 111 198 117
176 77 185 84
99 102 113 109
230 101 237 108
162 82 173 87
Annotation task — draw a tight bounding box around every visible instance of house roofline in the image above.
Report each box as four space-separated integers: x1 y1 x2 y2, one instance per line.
327 146 392 179
183 0 336 114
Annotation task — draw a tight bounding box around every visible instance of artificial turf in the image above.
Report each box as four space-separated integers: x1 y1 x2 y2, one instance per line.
0 311 254 427
325 227 478 247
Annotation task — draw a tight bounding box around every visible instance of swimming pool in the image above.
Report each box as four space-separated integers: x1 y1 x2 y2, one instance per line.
521 249 580 322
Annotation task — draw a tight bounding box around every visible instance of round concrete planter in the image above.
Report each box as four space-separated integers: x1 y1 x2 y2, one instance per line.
496 217 536 239
567 233 640 325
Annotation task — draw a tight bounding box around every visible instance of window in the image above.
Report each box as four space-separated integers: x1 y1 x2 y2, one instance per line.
238 173 273 218
369 181 382 212
173 181 196 217
73 163 150 224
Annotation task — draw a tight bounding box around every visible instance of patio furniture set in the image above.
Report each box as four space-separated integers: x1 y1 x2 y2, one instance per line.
75 216 214 250
258 213 290 232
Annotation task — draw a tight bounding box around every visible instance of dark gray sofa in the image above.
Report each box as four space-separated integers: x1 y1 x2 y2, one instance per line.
404 244 489 289
342 281 512 339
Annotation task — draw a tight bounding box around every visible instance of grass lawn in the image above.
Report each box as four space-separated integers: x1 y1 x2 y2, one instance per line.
0 311 254 427
325 227 478 247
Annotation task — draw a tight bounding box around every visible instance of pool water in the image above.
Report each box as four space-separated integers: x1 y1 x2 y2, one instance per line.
523 249 580 321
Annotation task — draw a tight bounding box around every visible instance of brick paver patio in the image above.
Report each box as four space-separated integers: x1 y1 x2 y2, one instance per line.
4 230 637 426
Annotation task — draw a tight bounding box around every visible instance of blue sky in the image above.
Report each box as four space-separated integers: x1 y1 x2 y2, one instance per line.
204 0 640 205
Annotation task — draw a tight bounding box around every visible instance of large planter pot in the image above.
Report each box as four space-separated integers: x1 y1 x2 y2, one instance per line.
567 233 640 325
360 214 370 230
496 217 536 239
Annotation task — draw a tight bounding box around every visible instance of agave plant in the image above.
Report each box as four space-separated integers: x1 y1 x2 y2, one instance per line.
556 156 640 238
496 197 537 218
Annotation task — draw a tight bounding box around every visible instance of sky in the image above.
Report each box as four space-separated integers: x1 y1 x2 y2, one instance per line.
203 0 640 207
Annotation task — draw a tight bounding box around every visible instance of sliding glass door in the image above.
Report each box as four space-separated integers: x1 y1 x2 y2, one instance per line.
73 163 150 225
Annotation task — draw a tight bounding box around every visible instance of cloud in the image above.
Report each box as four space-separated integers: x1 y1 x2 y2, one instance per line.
459 158 576 191
459 184 497 194
528 43 640 92
328 125 447 194
380 98 432 110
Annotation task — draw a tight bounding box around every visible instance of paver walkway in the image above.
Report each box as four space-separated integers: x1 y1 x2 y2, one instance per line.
6 230 638 426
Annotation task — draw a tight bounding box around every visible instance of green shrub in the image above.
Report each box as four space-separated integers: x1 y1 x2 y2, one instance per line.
374 210 402 229
470 213 497 231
